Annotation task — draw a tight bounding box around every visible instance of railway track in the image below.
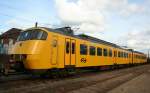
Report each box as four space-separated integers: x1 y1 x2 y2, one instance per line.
0 73 31 83
69 68 147 93
0 64 149 93
0 64 143 83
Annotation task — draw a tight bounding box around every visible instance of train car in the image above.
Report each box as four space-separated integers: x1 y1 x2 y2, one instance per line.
9 27 147 74
133 51 147 64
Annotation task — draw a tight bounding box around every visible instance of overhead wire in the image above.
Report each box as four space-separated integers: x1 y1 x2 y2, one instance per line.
0 3 63 28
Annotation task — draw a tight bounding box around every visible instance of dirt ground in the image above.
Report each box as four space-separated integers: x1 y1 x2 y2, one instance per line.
0 64 150 93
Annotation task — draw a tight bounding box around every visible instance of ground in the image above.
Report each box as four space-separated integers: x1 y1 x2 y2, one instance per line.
0 64 150 93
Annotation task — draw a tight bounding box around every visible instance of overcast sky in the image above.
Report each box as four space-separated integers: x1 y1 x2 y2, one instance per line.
0 0 150 53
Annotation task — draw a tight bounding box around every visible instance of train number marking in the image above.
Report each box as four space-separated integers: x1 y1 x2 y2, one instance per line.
81 58 86 63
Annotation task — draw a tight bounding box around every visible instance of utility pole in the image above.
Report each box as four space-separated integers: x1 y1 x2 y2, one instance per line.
148 49 150 63
148 50 149 58
35 22 38 27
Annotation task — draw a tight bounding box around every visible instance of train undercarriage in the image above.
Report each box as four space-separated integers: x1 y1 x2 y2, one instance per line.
0 54 149 77
0 54 26 76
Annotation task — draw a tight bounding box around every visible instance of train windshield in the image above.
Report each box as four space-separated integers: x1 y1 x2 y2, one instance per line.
17 29 48 41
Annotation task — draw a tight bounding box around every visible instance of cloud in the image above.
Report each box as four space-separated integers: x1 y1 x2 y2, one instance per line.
120 3 145 16
126 29 150 50
55 0 146 34
55 0 108 34
55 0 150 53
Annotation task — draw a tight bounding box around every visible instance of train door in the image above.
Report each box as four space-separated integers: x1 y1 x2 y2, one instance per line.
65 38 76 66
71 39 76 65
132 52 134 64
114 50 117 64
51 36 58 65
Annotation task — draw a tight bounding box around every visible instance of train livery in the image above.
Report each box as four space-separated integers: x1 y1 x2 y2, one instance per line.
9 27 147 73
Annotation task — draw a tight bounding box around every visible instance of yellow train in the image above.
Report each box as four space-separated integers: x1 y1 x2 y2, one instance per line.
9 27 147 73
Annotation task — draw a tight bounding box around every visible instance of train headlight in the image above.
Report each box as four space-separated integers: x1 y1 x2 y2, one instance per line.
22 54 27 60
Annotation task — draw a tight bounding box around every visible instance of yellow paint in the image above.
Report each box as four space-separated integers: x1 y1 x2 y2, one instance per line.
9 27 147 70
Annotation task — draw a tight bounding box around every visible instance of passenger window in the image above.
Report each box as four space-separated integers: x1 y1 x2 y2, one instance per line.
72 43 75 54
114 51 116 57
109 49 112 57
90 46 96 55
66 42 70 54
103 49 108 56
121 52 123 58
115 51 117 57
123 52 126 58
97 47 102 56
114 51 117 57
80 44 87 55
118 51 120 57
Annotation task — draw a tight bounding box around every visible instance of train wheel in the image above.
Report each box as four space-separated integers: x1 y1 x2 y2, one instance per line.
59 69 68 78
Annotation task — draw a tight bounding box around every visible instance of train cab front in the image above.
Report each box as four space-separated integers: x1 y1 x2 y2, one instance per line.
9 27 49 72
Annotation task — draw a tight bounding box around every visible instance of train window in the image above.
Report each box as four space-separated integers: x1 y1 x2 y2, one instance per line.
114 51 115 57
90 46 96 55
124 52 126 58
121 52 123 58
116 51 118 57
123 52 125 58
28 30 47 40
80 44 87 55
72 43 75 54
41 31 48 40
103 49 108 56
119 52 122 57
97 47 102 56
17 29 48 41
109 49 112 57
124 52 125 58
114 51 117 57
118 51 120 57
17 31 29 41
66 42 70 54
125 53 127 58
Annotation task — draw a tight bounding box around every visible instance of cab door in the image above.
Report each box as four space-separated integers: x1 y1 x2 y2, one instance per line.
65 38 76 66
51 36 58 65
71 39 76 65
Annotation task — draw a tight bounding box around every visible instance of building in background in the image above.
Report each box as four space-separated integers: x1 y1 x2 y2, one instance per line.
0 28 22 54
0 28 22 75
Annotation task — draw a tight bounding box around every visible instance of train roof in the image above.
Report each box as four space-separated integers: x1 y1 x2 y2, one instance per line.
75 34 121 48
37 27 144 54
41 27 122 47
133 51 145 55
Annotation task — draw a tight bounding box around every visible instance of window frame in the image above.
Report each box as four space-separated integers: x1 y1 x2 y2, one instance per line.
103 48 108 57
80 44 88 55
90 46 96 56
66 42 70 54
97 47 102 56
17 29 48 41
72 43 75 54
109 49 112 57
